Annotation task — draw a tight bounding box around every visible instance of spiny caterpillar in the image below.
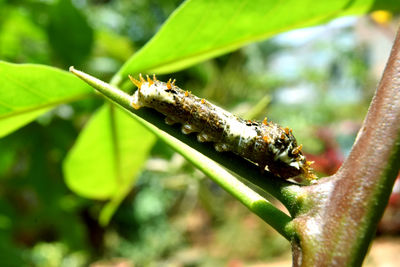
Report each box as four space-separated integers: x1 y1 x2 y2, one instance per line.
129 74 316 184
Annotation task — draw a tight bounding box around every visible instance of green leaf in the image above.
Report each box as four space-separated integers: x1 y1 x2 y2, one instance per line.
0 61 91 138
63 104 155 200
112 0 389 85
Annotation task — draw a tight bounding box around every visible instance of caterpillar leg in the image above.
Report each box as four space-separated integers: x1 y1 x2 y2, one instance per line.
258 163 266 174
197 132 212 142
182 124 196 134
165 117 177 125
214 143 229 152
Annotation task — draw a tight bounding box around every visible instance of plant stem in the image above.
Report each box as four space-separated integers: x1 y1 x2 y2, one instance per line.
292 27 400 266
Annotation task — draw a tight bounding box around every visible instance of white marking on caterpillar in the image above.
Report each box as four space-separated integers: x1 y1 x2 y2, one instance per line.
128 75 316 184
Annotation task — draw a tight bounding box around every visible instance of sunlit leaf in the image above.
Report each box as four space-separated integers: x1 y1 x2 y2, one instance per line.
0 61 91 138
63 104 155 200
113 0 395 85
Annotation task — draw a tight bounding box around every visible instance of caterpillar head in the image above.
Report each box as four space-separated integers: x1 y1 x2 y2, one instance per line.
129 74 177 109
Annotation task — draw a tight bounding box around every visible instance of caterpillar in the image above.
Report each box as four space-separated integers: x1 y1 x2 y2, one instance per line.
129 74 316 184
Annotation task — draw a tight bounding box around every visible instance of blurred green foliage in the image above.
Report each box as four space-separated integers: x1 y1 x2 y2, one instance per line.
0 0 398 265
47 0 94 66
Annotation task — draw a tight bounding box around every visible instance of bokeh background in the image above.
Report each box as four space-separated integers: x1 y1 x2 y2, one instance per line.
1 0 400 266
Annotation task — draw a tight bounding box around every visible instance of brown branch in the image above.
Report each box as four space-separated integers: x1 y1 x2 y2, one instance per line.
292 26 400 266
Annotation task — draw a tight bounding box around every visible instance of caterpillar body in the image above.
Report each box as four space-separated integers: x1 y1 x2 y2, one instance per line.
129 74 316 184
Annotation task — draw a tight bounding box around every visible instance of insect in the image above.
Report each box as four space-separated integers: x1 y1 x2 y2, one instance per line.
129 74 316 184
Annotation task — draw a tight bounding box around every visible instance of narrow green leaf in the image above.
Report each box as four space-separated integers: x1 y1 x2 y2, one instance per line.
0 61 91 137
113 0 383 85
63 104 155 200
70 68 295 238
